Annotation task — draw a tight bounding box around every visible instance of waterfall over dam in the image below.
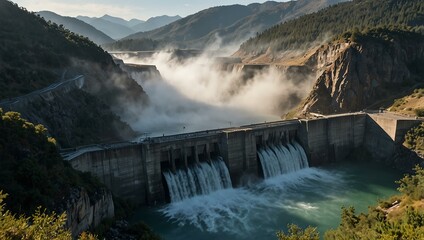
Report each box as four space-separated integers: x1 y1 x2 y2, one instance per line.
258 141 309 179
163 157 232 202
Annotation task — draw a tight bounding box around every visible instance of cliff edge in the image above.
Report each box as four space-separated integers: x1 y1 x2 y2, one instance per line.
293 29 424 117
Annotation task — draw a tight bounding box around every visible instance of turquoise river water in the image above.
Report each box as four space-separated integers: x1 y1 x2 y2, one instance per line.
130 161 403 240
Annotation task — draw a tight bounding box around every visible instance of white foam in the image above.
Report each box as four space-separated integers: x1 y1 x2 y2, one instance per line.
159 167 344 236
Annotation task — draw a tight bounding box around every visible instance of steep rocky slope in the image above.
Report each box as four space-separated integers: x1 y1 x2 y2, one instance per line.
64 187 114 237
292 29 424 116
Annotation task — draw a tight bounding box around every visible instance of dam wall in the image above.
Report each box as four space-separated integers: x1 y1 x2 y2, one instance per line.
364 113 421 162
299 113 366 165
66 113 422 205
69 145 146 202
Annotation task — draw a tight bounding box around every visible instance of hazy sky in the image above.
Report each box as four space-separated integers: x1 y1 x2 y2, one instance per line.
12 0 275 20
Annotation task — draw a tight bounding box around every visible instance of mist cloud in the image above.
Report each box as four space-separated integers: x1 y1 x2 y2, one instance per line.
115 50 313 136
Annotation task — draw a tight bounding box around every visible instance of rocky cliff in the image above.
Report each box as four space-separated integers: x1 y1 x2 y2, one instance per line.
295 30 424 116
63 187 114 237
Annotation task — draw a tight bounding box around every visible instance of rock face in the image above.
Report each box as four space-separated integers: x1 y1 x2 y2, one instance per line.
299 33 424 115
64 188 114 237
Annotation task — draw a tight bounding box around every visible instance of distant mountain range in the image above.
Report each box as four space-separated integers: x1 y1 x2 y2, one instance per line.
77 14 181 40
123 0 348 49
37 11 114 45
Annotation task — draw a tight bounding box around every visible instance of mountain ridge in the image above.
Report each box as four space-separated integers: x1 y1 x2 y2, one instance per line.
122 0 348 49
77 14 181 40
37 11 114 45
77 16 134 40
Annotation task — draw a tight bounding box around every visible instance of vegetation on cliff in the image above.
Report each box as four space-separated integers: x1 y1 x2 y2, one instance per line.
0 191 97 240
277 166 424 239
404 123 424 156
277 224 319 240
240 0 423 55
0 108 102 215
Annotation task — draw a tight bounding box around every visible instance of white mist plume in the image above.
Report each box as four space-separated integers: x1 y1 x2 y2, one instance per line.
117 50 313 136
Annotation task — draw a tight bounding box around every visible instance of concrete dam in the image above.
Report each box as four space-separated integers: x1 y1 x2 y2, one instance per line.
64 112 422 205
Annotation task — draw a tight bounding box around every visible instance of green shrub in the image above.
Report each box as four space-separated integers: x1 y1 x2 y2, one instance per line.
277 224 319 240
0 191 97 240
397 166 424 200
415 108 424 117
404 123 424 149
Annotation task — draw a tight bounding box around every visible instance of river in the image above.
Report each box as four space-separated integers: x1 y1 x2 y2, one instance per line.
130 161 402 239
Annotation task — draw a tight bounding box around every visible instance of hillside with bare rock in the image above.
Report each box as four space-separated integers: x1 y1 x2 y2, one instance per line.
290 29 424 117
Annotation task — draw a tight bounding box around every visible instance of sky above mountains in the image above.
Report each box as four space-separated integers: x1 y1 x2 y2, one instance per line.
12 0 276 20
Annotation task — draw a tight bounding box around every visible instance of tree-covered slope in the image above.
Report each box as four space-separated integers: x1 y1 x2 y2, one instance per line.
121 0 347 50
239 0 424 56
200 0 347 47
37 11 114 45
0 109 102 215
0 0 111 99
0 0 148 147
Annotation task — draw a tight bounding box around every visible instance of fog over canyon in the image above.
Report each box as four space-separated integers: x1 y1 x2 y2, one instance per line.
114 50 313 136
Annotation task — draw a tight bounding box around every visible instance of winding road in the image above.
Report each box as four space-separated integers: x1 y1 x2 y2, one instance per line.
0 75 84 107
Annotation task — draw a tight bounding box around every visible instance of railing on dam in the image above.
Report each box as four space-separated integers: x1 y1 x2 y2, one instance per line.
143 128 226 143
61 119 302 160
61 111 419 162
241 119 300 129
